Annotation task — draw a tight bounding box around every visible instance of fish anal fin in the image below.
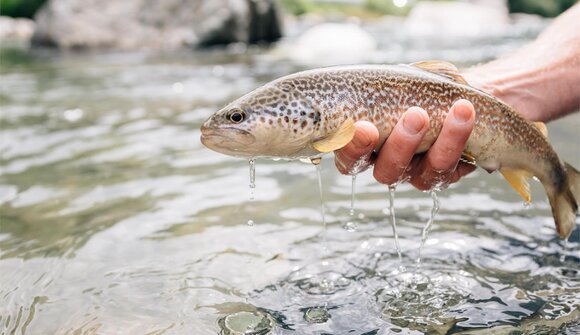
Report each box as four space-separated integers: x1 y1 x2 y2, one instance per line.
411 60 469 85
500 167 533 203
312 118 355 153
533 121 548 138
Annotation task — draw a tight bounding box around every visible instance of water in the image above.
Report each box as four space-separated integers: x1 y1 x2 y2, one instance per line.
415 191 440 274
388 185 403 263
1 17 580 334
249 159 256 201
343 175 357 232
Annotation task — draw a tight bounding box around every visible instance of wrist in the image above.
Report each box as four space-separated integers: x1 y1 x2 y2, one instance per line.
464 58 580 122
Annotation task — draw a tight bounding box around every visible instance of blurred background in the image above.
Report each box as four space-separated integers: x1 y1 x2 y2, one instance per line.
1 0 579 334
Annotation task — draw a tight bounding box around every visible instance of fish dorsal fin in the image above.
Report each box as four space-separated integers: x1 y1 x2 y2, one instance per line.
534 121 548 138
500 167 533 203
312 118 355 153
410 60 469 85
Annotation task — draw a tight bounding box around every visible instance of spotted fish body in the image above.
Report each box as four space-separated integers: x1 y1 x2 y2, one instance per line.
201 62 579 238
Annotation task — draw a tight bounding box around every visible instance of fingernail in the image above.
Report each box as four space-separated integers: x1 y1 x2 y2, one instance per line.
453 103 473 123
403 109 426 135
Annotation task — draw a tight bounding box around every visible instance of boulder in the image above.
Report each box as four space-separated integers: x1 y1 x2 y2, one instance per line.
284 23 377 66
0 16 35 42
32 0 282 50
406 1 510 38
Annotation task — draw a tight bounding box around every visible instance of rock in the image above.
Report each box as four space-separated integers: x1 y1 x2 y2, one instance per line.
285 23 377 66
0 16 35 42
406 1 510 38
32 0 282 50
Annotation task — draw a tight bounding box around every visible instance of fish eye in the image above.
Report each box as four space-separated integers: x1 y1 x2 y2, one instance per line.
228 109 246 123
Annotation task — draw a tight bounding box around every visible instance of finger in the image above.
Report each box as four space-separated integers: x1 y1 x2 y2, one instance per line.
335 121 379 175
410 99 475 190
448 162 477 184
373 107 430 185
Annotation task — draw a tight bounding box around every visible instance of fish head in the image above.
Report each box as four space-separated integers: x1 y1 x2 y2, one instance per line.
200 83 318 159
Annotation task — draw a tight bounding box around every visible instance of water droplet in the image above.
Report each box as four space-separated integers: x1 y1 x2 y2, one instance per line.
343 221 357 232
247 220 254 227
212 65 225 76
172 82 184 93
218 311 273 335
311 157 322 165
523 201 531 209
304 306 330 324
63 108 84 122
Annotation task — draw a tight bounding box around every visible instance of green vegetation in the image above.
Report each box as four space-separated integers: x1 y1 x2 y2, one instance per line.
0 0 47 18
279 0 410 18
508 0 577 17
279 0 577 18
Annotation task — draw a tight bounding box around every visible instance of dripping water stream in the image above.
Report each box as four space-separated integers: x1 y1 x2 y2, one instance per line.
344 175 357 232
560 238 569 262
249 159 256 201
247 159 256 226
414 190 440 275
312 158 327 252
388 185 403 264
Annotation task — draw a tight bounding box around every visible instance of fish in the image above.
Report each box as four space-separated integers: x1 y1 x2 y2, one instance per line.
200 61 579 238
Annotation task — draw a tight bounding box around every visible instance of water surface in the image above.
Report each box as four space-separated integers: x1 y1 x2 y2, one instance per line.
1 20 579 334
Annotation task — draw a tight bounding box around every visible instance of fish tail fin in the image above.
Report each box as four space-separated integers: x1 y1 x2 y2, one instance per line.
546 162 579 239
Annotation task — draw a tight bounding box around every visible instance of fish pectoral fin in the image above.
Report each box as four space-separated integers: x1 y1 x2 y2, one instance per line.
410 60 469 85
312 118 355 153
460 151 477 165
533 121 548 138
500 167 533 203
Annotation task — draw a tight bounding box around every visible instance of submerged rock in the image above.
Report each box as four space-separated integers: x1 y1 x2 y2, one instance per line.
32 0 282 50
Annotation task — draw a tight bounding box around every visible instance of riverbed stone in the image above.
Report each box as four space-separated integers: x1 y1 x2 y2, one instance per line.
31 0 282 50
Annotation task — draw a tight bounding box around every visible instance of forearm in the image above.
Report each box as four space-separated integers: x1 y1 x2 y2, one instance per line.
465 5 580 122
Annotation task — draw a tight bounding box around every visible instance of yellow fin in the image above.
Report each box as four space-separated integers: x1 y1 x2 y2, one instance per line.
312 118 355 153
533 121 548 138
410 60 469 85
500 168 533 202
460 151 477 165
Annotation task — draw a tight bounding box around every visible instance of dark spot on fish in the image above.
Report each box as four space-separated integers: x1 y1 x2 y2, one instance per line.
284 116 289 123
292 119 298 124
260 117 265 123
301 120 308 129
268 119 273 125
300 111 306 116
291 102 298 108
293 129 298 133
280 105 286 111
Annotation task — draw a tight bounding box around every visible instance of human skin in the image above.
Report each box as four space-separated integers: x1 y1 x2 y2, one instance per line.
335 4 580 190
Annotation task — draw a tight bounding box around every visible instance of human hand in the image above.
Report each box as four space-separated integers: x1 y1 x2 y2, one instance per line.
335 99 477 190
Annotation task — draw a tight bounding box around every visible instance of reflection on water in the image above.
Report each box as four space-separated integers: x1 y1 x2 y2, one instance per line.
1 20 579 334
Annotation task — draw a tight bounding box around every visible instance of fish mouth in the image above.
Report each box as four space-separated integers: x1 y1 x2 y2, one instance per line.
200 125 256 156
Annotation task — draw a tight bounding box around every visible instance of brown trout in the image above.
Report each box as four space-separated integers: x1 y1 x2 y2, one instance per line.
200 61 579 238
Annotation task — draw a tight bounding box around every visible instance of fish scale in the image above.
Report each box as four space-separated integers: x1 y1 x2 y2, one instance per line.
201 61 580 238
